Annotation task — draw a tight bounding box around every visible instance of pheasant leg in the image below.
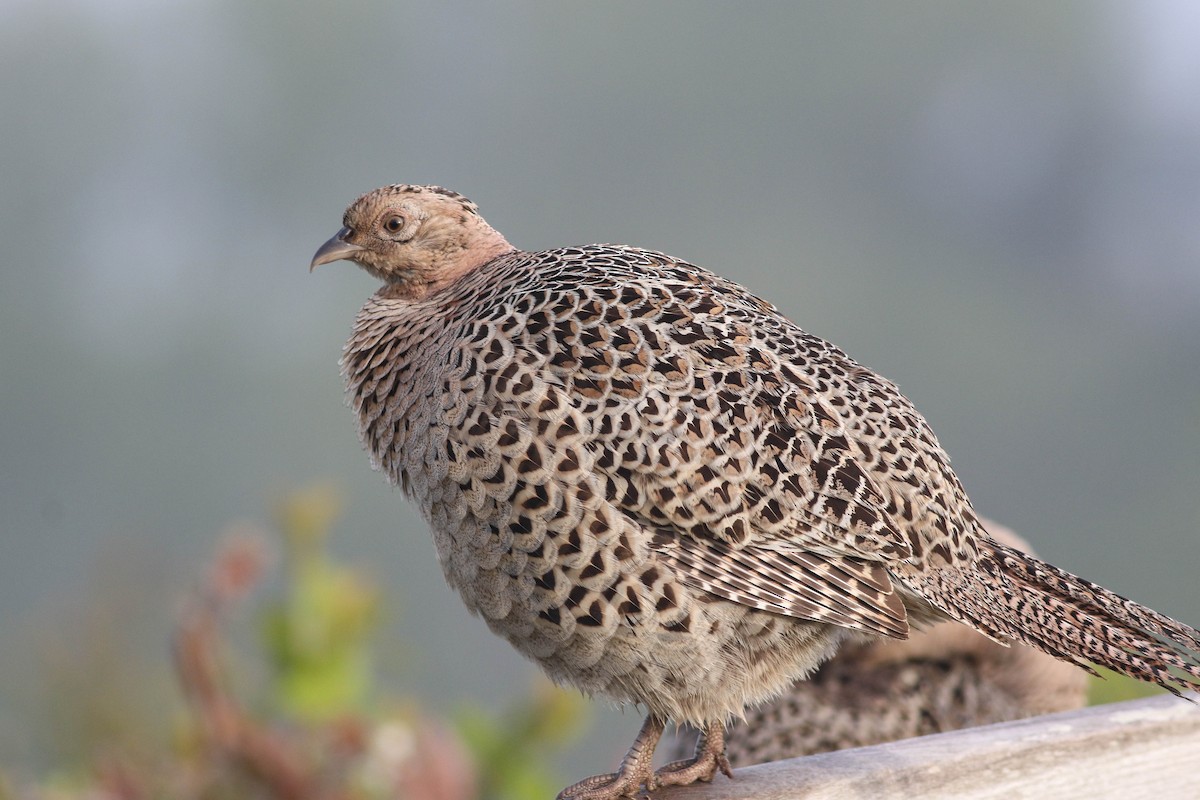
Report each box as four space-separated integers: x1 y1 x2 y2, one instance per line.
556 714 666 800
655 721 732 788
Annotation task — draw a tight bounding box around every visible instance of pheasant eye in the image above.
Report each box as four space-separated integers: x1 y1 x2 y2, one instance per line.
384 215 405 234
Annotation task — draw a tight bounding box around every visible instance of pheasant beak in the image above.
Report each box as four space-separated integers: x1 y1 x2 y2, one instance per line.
310 227 365 271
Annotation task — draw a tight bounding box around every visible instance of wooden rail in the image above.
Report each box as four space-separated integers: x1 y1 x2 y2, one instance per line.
666 694 1200 800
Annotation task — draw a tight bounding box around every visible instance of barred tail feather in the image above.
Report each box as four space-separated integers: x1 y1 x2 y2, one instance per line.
916 539 1200 697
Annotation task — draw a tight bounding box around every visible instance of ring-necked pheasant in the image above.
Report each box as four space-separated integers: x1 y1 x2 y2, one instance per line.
312 184 1200 800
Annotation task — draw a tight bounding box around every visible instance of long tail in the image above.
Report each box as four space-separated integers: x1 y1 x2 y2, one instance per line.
915 538 1200 696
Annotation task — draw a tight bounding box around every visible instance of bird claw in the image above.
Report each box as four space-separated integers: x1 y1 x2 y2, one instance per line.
556 748 733 800
556 718 732 798
654 749 733 788
555 768 656 800
655 721 733 788
556 715 665 800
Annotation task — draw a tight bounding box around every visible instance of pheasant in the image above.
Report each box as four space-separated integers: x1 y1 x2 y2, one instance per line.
311 184 1200 800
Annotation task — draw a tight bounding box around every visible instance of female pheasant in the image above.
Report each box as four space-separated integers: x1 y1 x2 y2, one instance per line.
312 184 1200 800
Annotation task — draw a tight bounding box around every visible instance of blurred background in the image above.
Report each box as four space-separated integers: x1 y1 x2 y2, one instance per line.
2 0 1198 794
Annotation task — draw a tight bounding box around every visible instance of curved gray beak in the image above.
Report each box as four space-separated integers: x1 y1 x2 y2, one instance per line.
310 227 364 271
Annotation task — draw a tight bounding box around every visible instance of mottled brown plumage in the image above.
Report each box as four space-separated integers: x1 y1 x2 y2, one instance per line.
667 519 1090 765
312 185 1200 800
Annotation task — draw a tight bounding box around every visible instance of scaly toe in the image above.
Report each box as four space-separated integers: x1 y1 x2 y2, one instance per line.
556 767 655 800
654 749 733 788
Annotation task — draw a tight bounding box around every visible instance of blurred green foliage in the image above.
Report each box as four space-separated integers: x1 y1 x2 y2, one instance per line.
456 680 586 800
263 485 380 721
6 486 586 800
